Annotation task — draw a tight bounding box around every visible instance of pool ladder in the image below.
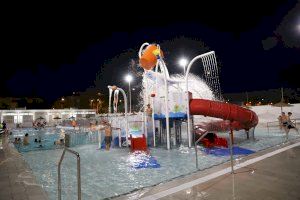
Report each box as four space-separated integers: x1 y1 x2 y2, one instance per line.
58 147 81 200
194 131 208 169
195 129 234 173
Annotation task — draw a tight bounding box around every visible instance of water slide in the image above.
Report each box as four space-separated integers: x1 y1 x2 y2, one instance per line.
190 99 258 131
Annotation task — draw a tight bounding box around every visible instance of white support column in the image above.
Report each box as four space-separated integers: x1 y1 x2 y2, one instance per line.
144 76 148 140
111 86 129 147
160 60 170 150
151 96 156 147
108 88 113 113
185 51 215 148
152 62 159 147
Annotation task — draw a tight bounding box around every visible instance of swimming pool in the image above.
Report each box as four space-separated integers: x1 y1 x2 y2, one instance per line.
15 126 300 199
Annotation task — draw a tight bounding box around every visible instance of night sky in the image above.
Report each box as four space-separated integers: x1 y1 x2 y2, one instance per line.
1 1 299 105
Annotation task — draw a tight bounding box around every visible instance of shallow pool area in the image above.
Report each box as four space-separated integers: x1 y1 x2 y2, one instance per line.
10 128 102 152
14 126 300 200
23 145 230 200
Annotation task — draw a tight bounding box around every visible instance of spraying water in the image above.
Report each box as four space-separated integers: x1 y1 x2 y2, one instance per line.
139 72 216 110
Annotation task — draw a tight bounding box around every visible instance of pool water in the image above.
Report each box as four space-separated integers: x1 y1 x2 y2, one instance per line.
16 126 300 200
10 128 115 152
23 145 229 200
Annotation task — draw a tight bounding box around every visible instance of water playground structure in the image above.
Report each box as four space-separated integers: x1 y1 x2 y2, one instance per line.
104 42 259 152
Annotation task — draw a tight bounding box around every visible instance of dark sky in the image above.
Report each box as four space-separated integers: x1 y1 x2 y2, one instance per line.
1 1 299 105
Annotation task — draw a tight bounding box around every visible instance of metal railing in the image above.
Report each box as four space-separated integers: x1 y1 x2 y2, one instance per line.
194 129 234 174
194 131 208 169
58 147 81 200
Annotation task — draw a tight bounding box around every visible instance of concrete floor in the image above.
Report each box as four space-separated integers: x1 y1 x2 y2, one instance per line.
0 135 48 200
116 141 300 200
160 146 300 200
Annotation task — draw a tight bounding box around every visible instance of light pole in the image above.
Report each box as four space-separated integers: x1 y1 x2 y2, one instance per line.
61 98 65 109
96 99 100 114
90 99 94 109
178 58 188 75
125 74 133 113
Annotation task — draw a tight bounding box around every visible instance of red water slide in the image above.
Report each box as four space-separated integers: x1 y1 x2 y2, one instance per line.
190 99 258 131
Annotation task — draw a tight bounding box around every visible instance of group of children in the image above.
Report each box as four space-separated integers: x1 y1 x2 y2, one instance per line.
278 112 298 134
13 133 30 145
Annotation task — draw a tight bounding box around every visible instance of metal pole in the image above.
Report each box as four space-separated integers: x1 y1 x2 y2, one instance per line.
58 148 81 200
77 155 81 200
160 60 170 150
119 127 121 148
116 87 129 147
129 81 132 113
194 131 208 169
195 143 198 169
185 52 215 148
58 149 65 200
229 129 234 174
152 94 156 147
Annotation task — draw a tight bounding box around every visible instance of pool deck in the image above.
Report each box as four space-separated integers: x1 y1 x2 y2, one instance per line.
116 139 300 200
0 134 48 200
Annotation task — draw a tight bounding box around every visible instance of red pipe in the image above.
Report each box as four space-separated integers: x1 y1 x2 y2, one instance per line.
190 99 258 130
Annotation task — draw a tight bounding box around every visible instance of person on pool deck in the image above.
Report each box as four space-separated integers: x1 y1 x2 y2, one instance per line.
280 112 289 133
23 133 29 145
286 112 299 133
100 119 120 151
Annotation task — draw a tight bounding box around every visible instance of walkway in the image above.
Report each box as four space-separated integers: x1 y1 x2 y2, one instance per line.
0 134 48 200
116 140 300 200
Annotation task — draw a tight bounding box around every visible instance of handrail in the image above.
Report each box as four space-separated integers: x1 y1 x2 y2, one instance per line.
58 147 81 200
194 129 234 173
195 131 208 169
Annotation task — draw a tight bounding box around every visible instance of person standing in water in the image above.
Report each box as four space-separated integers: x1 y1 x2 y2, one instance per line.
281 112 288 129
100 119 120 151
286 112 299 133
23 133 30 145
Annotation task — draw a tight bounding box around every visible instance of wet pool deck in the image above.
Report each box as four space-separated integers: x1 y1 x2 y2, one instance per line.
116 139 300 200
0 135 48 200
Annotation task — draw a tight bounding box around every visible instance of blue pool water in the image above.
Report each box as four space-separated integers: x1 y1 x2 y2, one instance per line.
14 126 300 200
10 128 114 152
